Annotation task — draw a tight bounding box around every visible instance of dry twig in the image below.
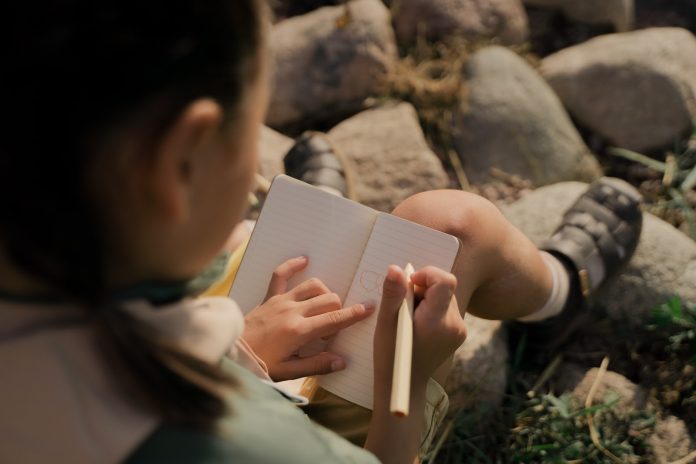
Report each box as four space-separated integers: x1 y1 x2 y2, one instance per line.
668 449 696 464
585 356 623 464
447 149 470 190
527 354 563 398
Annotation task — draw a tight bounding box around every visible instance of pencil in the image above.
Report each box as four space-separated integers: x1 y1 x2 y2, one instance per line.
390 263 415 417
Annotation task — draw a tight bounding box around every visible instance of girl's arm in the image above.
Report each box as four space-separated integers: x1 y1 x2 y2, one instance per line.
365 266 467 464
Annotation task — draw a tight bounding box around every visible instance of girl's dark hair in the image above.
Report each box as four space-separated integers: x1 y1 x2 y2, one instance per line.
1 0 266 428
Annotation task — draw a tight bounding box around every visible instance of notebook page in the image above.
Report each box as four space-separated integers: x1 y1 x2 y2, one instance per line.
230 175 377 314
317 213 460 409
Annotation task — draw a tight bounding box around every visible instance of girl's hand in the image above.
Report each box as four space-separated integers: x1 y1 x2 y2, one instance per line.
243 256 375 381
365 265 466 464
374 265 467 387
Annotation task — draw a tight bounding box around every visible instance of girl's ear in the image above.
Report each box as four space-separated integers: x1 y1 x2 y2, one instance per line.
148 99 223 223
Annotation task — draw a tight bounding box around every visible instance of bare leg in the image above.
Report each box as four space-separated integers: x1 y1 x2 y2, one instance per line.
391 190 553 321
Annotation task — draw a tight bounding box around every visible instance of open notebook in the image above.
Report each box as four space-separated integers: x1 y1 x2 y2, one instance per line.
230 175 460 409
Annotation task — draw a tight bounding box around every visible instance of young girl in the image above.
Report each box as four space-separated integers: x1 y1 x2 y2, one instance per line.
0 1 642 463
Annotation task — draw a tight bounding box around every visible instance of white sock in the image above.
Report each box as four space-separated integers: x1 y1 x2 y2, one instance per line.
517 251 570 322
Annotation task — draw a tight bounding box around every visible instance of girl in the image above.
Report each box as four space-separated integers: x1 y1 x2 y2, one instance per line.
0 1 642 463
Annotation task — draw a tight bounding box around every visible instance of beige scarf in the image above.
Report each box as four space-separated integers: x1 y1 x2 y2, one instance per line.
0 296 261 463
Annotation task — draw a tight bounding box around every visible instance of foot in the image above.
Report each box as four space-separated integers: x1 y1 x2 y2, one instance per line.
283 131 356 199
510 177 643 354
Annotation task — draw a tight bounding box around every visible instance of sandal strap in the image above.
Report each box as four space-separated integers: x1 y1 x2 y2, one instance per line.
284 132 350 197
301 168 348 194
301 152 344 174
542 178 642 299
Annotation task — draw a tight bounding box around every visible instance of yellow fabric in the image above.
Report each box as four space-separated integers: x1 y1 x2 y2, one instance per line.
201 236 250 298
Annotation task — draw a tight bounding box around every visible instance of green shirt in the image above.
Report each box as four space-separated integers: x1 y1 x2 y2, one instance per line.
125 359 380 464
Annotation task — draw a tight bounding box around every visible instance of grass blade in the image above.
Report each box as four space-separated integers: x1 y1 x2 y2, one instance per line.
680 163 696 192
608 147 667 172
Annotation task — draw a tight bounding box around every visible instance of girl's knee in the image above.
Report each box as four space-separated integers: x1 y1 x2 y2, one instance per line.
392 190 504 246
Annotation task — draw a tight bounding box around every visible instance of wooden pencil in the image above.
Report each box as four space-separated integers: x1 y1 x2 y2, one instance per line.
390 263 415 417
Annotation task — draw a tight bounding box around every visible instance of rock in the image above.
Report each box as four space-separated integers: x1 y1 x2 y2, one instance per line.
391 0 529 45
451 46 602 186
566 366 648 410
258 126 293 182
649 415 696 464
501 182 696 325
267 0 397 131
523 0 634 32
328 102 449 212
541 27 696 153
445 314 508 412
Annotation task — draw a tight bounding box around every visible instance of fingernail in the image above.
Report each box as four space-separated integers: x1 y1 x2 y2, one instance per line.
331 359 346 372
362 302 376 312
297 255 308 262
385 265 402 282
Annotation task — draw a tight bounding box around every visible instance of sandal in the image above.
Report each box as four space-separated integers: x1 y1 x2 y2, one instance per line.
283 131 357 199
510 177 643 353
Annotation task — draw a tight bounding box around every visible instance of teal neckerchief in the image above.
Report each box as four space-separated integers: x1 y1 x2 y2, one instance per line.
0 251 231 307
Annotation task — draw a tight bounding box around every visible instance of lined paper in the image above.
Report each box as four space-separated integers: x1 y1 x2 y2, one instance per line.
230 175 377 313
318 213 460 409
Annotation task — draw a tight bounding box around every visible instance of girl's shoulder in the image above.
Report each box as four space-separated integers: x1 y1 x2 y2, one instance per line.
125 359 380 464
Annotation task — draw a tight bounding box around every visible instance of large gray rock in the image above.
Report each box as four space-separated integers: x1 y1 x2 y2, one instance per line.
257 126 293 182
502 182 696 325
328 102 449 212
267 0 397 131
523 0 634 32
391 0 529 45
541 28 696 153
445 314 508 412
451 46 602 186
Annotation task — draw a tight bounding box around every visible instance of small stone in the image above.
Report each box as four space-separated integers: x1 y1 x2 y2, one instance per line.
649 415 695 464
566 366 648 410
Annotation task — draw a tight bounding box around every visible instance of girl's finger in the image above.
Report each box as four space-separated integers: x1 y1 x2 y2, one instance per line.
377 265 408 325
272 353 346 381
410 266 457 291
300 292 342 317
289 277 331 301
264 256 309 301
306 303 375 339
411 267 457 317
371 266 408 393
